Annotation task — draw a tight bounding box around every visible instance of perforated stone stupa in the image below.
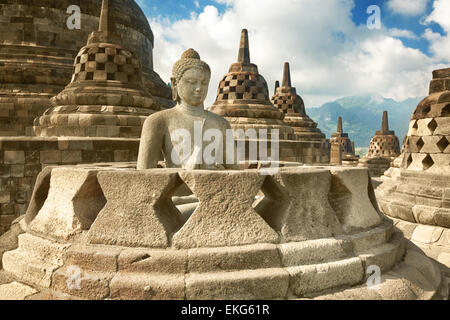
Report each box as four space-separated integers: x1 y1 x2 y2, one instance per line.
32 0 159 138
330 117 359 166
0 164 446 300
0 0 171 137
377 68 450 280
359 111 401 177
271 63 329 164
209 30 305 163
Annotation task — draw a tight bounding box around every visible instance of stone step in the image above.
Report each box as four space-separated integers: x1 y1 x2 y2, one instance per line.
287 257 364 297
16 233 69 266
186 268 290 300
2 249 60 288
51 266 113 300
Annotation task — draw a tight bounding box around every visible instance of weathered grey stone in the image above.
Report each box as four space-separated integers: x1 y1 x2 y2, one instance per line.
29 168 105 240
118 248 187 274
279 239 348 267
188 244 281 272
110 273 185 300
172 170 280 248
0 282 38 300
186 268 289 300
258 169 343 241
329 168 382 232
87 169 184 248
288 258 364 297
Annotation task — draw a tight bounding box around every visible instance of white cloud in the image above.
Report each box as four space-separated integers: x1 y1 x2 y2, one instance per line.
388 28 418 39
423 0 450 62
387 0 429 16
150 0 438 107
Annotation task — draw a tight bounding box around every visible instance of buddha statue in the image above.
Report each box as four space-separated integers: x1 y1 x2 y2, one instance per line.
137 49 237 170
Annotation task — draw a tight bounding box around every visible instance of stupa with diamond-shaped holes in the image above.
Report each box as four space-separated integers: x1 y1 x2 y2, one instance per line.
376 68 450 281
359 111 401 177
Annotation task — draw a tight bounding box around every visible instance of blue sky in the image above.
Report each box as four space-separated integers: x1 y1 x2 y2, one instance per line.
140 0 444 56
139 0 450 106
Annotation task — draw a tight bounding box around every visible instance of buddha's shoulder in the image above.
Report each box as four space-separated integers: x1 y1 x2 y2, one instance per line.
205 110 230 126
143 108 177 124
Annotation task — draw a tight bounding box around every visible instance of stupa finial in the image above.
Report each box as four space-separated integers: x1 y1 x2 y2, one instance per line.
382 111 389 132
238 29 251 64
274 81 280 95
99 0 115 33
282 62 292 88
338 117 343 133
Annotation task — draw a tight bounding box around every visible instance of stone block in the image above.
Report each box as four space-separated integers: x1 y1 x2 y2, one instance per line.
61 150 82 163
329 168 382 233
188 244 281 272
258 169 343 242
172 170 280 248
288 258 364 296
279 239 348 267
186 268 289 300
52 267 112 300
29 168 105 240
118 248 187 274
39 150 61 164
87 169 184 248
411 225 444 244
4 151 25 164
64 245 123 273
0 282 38 300
110 273 185 300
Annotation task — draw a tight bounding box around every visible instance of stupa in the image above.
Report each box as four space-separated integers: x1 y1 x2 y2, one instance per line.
0 0 160 235
32 0 159 138
376 68 450 280
0 48 446 300
330 117 359 166
0 0 172 137
209 30 302 163
359 111 401 177
271 63 329 164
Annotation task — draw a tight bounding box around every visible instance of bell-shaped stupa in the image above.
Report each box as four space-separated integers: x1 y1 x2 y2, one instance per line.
377 68 450 278
330 117 359 165
271 63 329 163
209 29 295 141
359 111 401 176
32 0 159 138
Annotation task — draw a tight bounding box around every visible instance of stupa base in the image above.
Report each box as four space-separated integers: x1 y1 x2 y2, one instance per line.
0 165 446 300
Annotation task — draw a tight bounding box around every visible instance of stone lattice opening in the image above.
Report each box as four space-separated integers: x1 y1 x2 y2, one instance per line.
422 154 434 170
72 173 107 230
328 175 352 225
407 154 413 168
437 136 449 152
416 137 425 152
442 104 450 116
253 176 289 232
171 182 199 221
428 119 438 134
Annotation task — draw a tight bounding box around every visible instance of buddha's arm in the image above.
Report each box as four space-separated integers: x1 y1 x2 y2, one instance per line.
137 116 164 170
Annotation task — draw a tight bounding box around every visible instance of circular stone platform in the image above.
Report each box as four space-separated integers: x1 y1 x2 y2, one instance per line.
0 165 446 300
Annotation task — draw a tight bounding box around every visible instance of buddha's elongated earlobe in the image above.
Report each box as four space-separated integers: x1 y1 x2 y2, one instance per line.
171 77 178 102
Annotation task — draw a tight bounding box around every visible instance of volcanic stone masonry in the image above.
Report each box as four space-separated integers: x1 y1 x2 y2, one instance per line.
0 0 164 235
359 111 401 177
376 67 450 282
330 117 359 166
0 164 446 300
0 0 172 138
209 29 312 164
271 62 329 164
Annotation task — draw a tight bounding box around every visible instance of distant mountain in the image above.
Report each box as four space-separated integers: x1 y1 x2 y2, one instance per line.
307 94 423 148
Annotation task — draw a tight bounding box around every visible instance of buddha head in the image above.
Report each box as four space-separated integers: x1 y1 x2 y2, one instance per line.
171 49 211 108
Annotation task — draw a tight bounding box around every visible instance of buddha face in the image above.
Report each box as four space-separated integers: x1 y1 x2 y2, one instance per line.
176 68 210 107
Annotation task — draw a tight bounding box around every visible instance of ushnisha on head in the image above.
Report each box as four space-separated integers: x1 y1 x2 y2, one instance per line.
171 49 211 107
